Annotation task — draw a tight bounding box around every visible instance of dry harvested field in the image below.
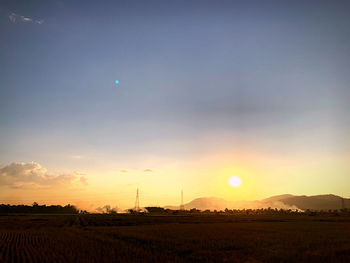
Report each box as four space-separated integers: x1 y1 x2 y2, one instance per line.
0 214 349 263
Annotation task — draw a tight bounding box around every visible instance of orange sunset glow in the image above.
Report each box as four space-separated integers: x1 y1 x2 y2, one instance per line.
1 1 350 262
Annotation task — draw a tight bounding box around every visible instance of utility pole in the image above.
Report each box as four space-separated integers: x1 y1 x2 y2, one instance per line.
134 188 140 212
180 190 184 210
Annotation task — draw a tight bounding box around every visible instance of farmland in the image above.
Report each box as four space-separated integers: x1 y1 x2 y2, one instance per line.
0 214 349 263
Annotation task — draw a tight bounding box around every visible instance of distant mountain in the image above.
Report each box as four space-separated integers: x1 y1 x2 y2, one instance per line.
261 194 295 202
165 194 350 211
276 194 350 211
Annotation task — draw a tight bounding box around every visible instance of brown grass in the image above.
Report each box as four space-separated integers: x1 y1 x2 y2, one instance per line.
0 214 349 263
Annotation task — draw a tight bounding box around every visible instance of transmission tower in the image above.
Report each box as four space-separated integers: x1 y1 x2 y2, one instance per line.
134 188 140 211
180 190 184 210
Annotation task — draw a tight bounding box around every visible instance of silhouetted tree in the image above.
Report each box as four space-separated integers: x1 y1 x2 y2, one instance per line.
145 207 166 213
0 203 79 214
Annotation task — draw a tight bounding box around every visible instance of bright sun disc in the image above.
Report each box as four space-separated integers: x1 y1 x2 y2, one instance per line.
229 176 242 187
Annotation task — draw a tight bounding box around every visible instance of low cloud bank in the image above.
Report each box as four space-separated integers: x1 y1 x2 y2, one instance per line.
0 162 88 189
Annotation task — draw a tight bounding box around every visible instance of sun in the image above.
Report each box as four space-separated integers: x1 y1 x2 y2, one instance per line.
229 176 242 187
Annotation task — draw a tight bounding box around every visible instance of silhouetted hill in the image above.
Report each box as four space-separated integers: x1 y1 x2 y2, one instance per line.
262 194 295 202
280 194 350 211
185 197 231 210
165 194 350 211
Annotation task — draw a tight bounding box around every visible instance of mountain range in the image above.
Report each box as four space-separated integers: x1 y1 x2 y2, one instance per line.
165 194 350 211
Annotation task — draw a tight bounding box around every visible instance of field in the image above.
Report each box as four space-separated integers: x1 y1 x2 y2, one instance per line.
0 214 350 263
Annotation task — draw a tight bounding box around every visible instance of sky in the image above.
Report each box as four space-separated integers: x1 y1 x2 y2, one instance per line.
0 0 349 211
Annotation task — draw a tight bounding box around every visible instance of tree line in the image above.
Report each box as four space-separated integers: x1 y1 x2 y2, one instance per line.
141 207 350 216
0 203 79 214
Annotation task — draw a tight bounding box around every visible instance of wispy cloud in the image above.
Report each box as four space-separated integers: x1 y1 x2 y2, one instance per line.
8 12 43 24
80 176 88 186
144 169 153 172
71 155 84 160
0 162 88 189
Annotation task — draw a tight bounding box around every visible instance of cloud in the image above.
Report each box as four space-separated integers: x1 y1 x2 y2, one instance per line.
71 155 83 159
8 12 43 24
0 162 87 189
120 170 128 173
22 17 32 22
79 176 88 186
144 169 153 172
8 13 17 23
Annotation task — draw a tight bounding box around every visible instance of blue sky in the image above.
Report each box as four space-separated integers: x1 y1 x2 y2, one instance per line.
0 0 349 207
